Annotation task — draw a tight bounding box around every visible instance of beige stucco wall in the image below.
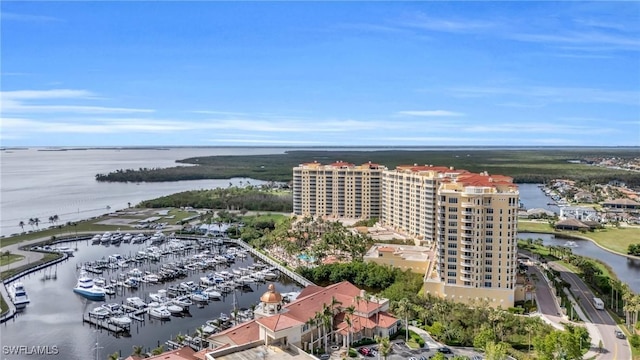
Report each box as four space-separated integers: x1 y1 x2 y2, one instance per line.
423 281 516 308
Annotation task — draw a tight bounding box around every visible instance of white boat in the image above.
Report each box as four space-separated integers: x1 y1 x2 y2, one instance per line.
93 277 107 287
167 304 183 315
89 306 111 319
190 291 209 302
143 273 160 283
8 282 30 310
262 271 278 280
172 295 193 309
53 246 74 254
149 289 168 303
202 287 222 299
148 306 171 319
126 297 147 309
102 303 124 315
179 281 196 291
73 269 106 301
219 312 230 322
110 315 132 326
128 268 143 278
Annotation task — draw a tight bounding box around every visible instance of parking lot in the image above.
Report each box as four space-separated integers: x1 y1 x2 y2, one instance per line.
352 341 484 360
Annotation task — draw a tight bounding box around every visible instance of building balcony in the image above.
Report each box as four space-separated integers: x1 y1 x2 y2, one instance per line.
461 225 473 231
462 202 475 207
461 253 473 260
460 274 473 282
460 268 473 275
460 260 473 267
460 239 473 246
461 210 474 216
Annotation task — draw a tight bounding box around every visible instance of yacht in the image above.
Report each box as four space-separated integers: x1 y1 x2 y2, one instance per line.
172 295 193 310
102 303 124 316
110 315 132 326
73 269 106 301
126 297 147 309
167 304 184 315
149 289 169 303
190 290 209 302
89 306 111 319
8 282 30 310
148 306 171 319
202 287 222 300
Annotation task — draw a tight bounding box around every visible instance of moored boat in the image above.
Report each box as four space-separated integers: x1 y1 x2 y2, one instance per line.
73 269 106 301
8 282 30 310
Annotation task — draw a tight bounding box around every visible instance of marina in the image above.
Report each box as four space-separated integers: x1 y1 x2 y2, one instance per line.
1 235 304 359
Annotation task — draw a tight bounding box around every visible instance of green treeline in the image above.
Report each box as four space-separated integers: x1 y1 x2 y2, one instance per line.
94 149 640 185
298 262 423 298
629 244 640 256
139 187 292 212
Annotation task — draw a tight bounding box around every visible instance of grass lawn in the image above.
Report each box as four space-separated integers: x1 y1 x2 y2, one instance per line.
0 254 25 267
0 293 7 314
0 221 129 248
1 253 62 280
518 220 640 255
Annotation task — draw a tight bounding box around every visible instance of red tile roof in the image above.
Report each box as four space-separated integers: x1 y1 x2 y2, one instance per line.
208 320 260 346
329 161 354 167
256 314 304 332
456 173 515 187
143 347 196 360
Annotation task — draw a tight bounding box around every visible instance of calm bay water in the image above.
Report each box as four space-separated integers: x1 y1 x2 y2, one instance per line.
1 240 302 359
0 147 289 237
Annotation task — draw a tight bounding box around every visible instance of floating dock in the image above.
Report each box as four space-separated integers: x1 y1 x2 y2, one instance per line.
82 314 130 334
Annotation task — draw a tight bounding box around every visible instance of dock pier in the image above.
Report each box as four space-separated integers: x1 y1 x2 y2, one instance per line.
82 314 130 334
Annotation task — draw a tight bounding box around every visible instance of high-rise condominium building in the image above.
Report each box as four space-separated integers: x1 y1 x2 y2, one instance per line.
293 162 520 307
292 161 386 218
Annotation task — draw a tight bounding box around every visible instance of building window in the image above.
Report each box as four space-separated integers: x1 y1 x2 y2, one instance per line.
448 198 458 204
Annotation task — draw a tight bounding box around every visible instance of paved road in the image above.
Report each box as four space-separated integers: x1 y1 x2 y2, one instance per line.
529 266 565 328
548 262 632 360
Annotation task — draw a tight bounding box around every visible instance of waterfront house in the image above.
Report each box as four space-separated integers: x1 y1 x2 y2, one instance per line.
559 206 598 221
603 198 640 211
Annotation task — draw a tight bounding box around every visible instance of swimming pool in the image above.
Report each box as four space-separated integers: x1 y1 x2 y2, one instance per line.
298 254 315 262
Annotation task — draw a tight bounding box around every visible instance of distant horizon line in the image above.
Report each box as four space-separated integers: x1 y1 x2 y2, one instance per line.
2 145 639 150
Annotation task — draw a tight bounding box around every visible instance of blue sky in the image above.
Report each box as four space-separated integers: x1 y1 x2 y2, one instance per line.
1 1 639 147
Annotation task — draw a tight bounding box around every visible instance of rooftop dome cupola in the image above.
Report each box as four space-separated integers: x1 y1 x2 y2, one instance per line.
260 283 284 314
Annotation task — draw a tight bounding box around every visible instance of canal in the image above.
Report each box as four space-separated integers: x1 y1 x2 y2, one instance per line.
1 239 303 360
519 232 640 293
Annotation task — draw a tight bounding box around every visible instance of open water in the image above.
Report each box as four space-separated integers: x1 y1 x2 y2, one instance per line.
1 240 302 359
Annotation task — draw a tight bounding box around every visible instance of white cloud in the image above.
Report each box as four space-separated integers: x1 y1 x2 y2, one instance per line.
0 89 155 114
397 110 464 117
1 89 94 100
0 12 62 22
399 14 496 34
447 85 640 105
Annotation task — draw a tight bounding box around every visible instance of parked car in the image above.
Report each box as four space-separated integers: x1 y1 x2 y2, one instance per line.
437 347 453 354
615 329 626 339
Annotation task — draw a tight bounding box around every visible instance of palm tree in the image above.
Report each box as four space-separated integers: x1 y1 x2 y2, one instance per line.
49 216 54 225
344 315 353 349
375 336 392 360
18 221 25 232
107 352 119 360
344 305 355 347
396 298 412 342
151 345 164 355
305 317 316 353
53 214 59 224
34 217 40 229
195 326 206 350
28 218 35 230
131 345 144 357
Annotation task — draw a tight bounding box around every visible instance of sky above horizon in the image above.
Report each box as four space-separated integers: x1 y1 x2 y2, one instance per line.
1 1 639 147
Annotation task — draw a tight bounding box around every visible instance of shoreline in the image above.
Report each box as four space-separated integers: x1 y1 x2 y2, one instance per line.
518 228 640 262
